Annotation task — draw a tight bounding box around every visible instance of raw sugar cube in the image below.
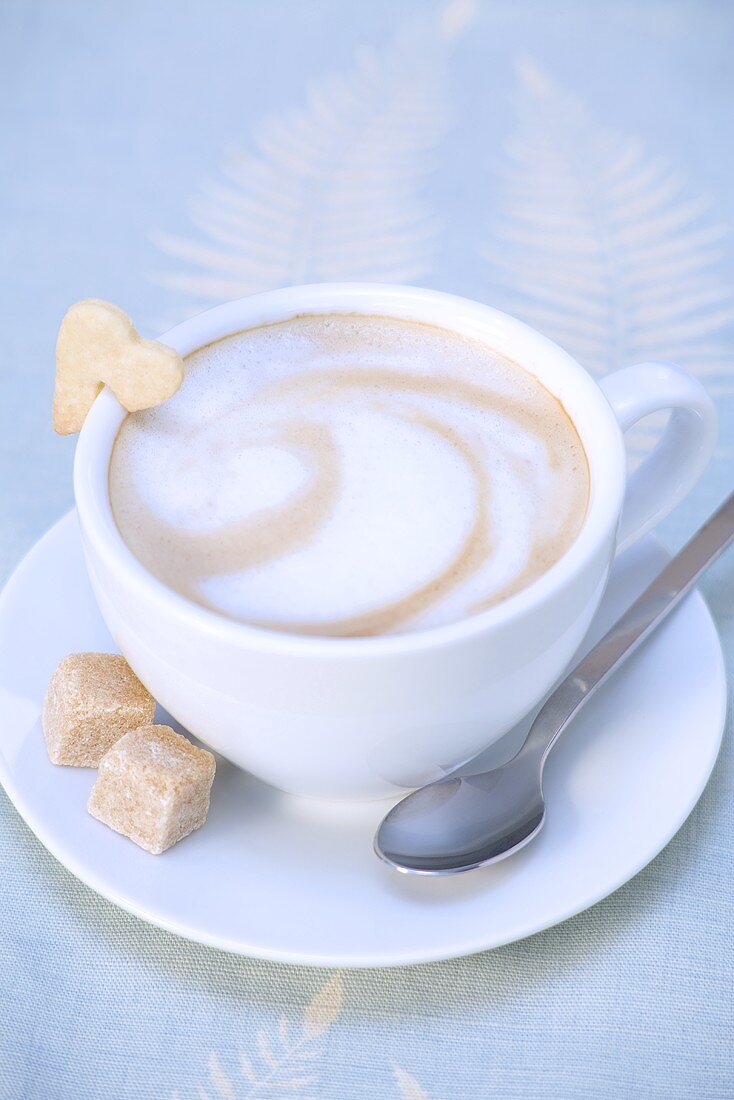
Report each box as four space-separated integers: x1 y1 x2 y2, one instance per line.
43 653 155 766
88 724 216 854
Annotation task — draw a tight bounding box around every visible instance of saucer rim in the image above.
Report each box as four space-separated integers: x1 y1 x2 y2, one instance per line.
0 512 726 967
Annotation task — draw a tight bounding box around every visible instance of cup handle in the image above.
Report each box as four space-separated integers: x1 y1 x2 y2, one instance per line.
600 361 718 554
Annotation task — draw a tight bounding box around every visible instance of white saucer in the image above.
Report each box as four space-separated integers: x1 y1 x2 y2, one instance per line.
0 513 726 967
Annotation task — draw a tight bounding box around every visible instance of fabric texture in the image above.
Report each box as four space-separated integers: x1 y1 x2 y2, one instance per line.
0 2 732 1097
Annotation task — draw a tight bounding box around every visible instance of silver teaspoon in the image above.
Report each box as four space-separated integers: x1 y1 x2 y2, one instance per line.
375 491 734 875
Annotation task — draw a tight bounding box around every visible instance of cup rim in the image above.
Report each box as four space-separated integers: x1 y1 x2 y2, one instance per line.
73 283 626 657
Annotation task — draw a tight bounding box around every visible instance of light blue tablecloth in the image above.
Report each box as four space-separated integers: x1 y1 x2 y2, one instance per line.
1 2 732 1097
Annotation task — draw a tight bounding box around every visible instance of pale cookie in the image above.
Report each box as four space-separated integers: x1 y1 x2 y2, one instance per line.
53 298 184 434
43 652 156 766
88 725 216 855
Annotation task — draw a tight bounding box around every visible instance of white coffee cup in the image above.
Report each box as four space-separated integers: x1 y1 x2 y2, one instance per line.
74 284 717 799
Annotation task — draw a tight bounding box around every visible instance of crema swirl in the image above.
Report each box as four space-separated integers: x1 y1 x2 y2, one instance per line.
109 314 589 636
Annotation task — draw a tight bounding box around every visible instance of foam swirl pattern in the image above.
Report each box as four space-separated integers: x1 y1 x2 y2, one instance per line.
109 315 589 636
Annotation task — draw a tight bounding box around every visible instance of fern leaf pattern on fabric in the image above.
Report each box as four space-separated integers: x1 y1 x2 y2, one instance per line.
481 57 734 398
151 2 476 317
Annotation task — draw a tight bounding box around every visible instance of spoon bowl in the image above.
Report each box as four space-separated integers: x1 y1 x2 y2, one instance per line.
376 758 546 874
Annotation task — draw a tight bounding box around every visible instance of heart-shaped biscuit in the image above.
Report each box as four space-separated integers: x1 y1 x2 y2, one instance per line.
53 299 184 434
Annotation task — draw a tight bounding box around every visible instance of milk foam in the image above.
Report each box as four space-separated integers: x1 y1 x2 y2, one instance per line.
109 314 589 635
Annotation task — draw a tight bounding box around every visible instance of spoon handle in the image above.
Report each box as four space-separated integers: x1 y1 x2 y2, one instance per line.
525 491 734 764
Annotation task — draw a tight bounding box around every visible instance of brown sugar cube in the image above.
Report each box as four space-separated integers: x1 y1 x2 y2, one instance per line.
43 653 155 766
87 725 216 854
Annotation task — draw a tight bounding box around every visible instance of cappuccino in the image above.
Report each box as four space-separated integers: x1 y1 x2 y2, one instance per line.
109 314 589 635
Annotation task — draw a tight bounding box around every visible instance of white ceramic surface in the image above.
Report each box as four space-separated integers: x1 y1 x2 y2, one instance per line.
0 514 725 966
73 284 717 798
